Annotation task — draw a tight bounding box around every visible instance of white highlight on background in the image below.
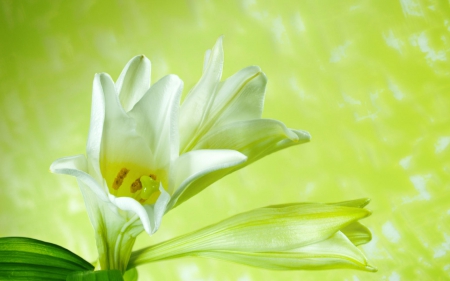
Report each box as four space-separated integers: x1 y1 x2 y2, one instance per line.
433 233 450 258
330 41 351 63
383 30 404 54
399 155 412 169
409 174 431 200
389 271 401 281
382 221 401 243
435 136 450 154
400 0 424 17
388 80 405 101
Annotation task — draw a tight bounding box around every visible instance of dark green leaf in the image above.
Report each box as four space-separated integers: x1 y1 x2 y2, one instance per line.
0 263 68 280
0 237 94 280
66 270 123 281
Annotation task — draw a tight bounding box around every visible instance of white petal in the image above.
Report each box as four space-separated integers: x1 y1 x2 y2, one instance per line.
171 120 309 208
179 37 224 152
153 186 171 233
129 74 183 169
99 73 154 188
202 49 211 73
211 66 266 124
109 194 151 234
116 55 151 112
193 119 310 163
86 74 106 183
180 66 267 153
167 149 247 209
50 154 108 201
143 185 171 234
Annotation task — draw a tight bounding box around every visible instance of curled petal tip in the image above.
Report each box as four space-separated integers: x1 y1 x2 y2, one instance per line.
344 205 372 221
290 129 311 144
365 265 378 272
304 131 312 141
109 195 152 234
360 198 371 208
297 130 311 142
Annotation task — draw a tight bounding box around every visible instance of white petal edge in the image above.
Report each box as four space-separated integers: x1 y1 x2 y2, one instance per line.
108 194 152 234
179 37 224 151
50 154 108 202
116 55 151 112
203 49 211 73
109 184 171 235
143 185 171 234
193 118 302 152
86 73 106 183
168 149 247 209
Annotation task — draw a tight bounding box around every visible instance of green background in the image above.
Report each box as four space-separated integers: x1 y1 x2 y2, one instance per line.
1 0 449 280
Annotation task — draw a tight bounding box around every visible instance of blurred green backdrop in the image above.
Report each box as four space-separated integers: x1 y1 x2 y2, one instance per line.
1 0 449 280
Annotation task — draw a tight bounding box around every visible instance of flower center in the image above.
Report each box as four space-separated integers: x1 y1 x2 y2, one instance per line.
108 166 163 204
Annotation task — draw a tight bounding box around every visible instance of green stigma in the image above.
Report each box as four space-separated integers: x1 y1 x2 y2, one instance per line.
140 175 159 202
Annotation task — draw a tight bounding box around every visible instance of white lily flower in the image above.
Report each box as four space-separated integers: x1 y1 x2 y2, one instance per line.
50 38 310 271
128 199 376 272
50 57 247 271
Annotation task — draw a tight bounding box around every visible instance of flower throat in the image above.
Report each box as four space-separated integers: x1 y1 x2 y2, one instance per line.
111 167 160 204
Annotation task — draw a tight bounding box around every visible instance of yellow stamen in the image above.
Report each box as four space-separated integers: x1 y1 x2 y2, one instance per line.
130 178 142 193
112 168 129 190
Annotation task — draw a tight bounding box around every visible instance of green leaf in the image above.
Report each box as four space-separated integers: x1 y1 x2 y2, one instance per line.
123 268 138 281
66 270 124 281
0 263 70 280
0 237 94 280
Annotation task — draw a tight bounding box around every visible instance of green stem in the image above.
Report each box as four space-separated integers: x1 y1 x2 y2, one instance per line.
114 215 140 270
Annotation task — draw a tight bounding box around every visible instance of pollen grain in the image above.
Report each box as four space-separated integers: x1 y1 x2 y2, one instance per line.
112 168 129 190
130 178 143 193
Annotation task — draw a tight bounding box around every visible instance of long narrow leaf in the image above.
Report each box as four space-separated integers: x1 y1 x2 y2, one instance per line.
66 270 124 281
0 237 94 280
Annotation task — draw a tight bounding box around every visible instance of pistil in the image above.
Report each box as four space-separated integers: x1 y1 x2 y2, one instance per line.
138 175 159 203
